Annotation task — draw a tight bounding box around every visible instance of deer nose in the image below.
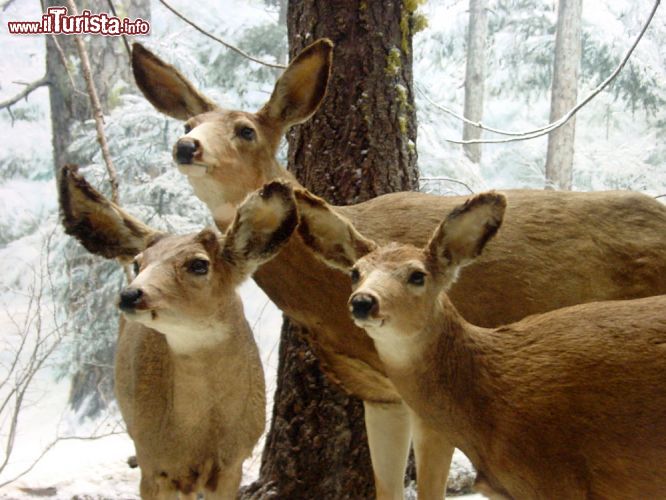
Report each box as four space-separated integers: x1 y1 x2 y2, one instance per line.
119 287 144 312
350 293 378 320
173 138 200 164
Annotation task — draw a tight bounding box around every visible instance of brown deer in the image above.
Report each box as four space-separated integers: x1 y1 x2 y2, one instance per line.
59 165 299 499
296 188 666 500
132 40 666 499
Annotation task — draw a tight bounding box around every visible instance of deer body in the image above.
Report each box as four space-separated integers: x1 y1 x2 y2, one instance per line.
379 294 666 499
298 191 666 499
59 167 299 499
115 298 265 498
132 40 666 498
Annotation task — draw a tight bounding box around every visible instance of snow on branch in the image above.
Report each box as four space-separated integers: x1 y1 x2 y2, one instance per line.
158 0 287 70
424 0 661 146
0 76 49 112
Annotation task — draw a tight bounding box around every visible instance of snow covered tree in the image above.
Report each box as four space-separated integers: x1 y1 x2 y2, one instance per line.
462 0 488 163
545 0 582 190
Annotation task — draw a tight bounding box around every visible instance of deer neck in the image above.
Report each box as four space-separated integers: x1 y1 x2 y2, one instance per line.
371 294 498 447
186 160 302 229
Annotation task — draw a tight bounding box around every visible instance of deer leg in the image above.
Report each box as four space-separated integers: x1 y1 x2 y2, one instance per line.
205 462 242 500
364 400 412 500
409 409 454 500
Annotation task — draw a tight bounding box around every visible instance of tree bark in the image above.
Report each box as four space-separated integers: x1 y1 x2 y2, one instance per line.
462 0 487 164
544 0 582 190
241 0 419 497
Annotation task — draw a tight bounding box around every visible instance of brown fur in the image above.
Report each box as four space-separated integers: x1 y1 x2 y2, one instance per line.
59 168 299 499
303 192 666 499
133 42 666 498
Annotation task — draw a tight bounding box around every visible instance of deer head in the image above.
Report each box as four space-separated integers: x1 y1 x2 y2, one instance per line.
296 189 506 336
132 39 333 217
59 165 297 351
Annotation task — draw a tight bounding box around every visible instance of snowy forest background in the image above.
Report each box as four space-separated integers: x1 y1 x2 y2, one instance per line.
0 0 664 497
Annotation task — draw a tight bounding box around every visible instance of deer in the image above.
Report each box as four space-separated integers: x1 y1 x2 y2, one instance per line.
295 188 666 499
131 39 666 499
58 165 299 499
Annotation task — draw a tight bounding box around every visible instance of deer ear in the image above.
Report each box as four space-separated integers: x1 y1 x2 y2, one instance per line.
258 38 333 128
295 189 377 272
222 181 298 279
58 165 162 262
426 192 506 286
132 43 217 120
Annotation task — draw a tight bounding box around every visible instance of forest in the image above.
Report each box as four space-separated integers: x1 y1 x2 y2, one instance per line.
0 0 664 498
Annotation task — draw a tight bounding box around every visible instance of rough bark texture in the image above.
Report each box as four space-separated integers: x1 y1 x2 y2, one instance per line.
544 0 582 190
241 1 419 498
462 0 487 164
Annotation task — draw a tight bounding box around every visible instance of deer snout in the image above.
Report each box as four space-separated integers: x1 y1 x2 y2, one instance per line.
173 137 201 164
350 293 378 320
119 287 145 312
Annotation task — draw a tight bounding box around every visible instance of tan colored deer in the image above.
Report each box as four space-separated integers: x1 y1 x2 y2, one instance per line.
296 188 666 499
59 166 299 499
132 40 666 499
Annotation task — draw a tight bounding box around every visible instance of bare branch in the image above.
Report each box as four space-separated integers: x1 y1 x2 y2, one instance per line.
0 429 126 489
420 176 475 194
423 0 661 145
656 194 666 199
49 35 87 97
0 76 49 112
158 0 287 70
65 0 121 205
106 0 131 58
0 0 17 12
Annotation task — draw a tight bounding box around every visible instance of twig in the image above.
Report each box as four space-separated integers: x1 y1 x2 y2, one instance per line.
49 34 87 97
0 76 49 112
423 0 661 145
0 430 125 488
66 0 120 205
158 0 287 69
1 0 17 12
655 194 666 199
106 0 131 58
420 176 475 194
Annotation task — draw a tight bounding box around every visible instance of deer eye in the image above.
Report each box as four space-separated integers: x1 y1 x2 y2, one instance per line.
237 126 256 141
350 268 360 285
183 123 192 134
187 259 209 275
407 271 426 286
132 260 140 276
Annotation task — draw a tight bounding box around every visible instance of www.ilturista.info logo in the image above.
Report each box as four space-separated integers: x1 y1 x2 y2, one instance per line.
7 6 150 36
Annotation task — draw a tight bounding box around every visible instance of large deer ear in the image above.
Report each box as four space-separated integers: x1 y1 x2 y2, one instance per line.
132 43 217 120
258 38 333 128
295 189 377 272
222 181 298 279
426 192 506 287
58 165 163 262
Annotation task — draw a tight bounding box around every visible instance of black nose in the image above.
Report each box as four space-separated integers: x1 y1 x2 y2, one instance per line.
350 294 377 320
119 288 143 311
174 138 200 164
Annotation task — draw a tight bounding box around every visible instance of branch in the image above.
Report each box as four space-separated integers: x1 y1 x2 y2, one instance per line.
158 0 287 70
655 194 666 199
106 0 131 58
65 0 120 206
420 176 475 194
423 0 661 145
0 76 49 111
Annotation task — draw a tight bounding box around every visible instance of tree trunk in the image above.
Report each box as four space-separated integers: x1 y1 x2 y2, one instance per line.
462 0 487 164
544 0 582 190
241 0 419 497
